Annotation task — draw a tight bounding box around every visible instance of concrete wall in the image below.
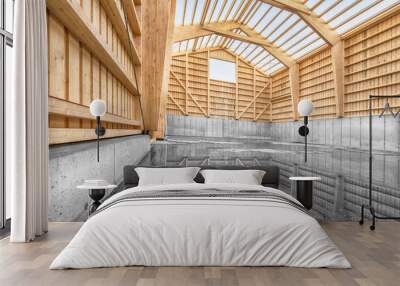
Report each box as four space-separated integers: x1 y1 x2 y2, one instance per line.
48 135 150 222
269 115 400 220
166 114 271 138
163 115 400 220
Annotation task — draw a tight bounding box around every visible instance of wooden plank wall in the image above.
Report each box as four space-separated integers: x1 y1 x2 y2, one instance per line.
298 47 336 119
271 11 400 122
344 12 400 116
47 0 142 144
271 70 292 122
167 48 271 122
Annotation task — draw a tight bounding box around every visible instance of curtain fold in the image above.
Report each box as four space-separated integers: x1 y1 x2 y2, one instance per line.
9 0 48 242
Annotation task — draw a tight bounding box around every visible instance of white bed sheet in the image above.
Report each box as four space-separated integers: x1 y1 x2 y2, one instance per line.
50 183 351 269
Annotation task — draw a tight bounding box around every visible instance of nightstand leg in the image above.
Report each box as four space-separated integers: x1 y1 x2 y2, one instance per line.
296 181 313 210
88 189 106 215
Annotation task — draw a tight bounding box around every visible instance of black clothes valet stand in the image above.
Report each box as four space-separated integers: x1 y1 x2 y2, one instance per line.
359 95 400 230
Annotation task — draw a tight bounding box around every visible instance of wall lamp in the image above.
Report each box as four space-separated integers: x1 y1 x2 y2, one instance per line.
297 99 314 163
90 99 106 162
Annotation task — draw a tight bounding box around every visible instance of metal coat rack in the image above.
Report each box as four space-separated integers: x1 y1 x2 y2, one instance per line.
359 95 400 230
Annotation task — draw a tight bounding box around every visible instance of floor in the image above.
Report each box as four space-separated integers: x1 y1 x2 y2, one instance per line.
0 222 399 286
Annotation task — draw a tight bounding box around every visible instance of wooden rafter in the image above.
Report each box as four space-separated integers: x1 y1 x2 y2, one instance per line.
174 21 242 42
259 0 340 45
99 0 140 63
121 0 141 35
202 25 272 47
239 25 295 67
174 23 295 68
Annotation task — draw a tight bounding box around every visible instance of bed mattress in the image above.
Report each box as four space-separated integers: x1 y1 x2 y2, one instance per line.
50 183 350 269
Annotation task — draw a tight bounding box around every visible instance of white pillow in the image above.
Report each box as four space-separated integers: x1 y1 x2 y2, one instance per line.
200 169 266 185
135 167 200 186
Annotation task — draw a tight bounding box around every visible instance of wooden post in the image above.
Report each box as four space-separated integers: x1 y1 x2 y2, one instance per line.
253 67 256 121
235 55 239 119
185 52 189 115
207 50 210 117
332 40 344 118
289 64 300 121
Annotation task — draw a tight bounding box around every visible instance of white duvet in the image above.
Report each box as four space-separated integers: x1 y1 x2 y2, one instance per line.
50 183 351 269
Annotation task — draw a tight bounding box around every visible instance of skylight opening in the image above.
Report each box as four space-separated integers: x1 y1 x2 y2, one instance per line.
226 0 243 21
241 44 258 58
175 0 184 26
209 58 237 83
287 33 320 56
246 4 270 28
274 21 307 47
269 63 285 74
321 0 359 23
220 0 235 21
192 0 205 24
235 42 249 54
329 0 379 29
263 11 292 41
243 2 262 25
253 6 280 33
336 0 400 34
313 0 338 15
183 0 196 25
305 0 322 10
279 27 314 52
268 14 299 43
291 38 326 59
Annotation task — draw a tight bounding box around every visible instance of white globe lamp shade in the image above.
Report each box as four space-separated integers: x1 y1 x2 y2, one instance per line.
90 99 106 117
298 99 314 117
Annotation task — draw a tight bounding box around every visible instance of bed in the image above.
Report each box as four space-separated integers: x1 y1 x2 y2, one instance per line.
50 165 350 269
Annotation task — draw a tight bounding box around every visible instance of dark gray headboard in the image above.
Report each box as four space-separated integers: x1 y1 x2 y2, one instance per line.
123 165 280 189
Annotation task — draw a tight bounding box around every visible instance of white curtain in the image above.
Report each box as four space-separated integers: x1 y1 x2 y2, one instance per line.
8 0 48 242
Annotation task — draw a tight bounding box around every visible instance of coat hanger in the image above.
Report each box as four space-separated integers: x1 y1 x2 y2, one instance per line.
379 98 396 118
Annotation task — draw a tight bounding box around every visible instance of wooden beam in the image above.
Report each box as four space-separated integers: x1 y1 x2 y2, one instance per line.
237 83 270 119
237 26 294 66
49 128 142 145
122 0 141 35
170 71 208 117
173 21 242 42
331 40 344 117
48 97 142 127
207 50 211 116
259 0 339 45
155 0 177 138
235 55 239 118
255 103 270 121
142 0 176 131
99 0 141 63
46 0 139 96
289 64 300 121
168 94 187 115
202 25 272 47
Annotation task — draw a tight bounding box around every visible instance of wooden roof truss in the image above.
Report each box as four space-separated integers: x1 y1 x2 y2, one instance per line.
173 0 400 75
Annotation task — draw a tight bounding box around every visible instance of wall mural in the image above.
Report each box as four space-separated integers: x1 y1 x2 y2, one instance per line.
142 115 400 221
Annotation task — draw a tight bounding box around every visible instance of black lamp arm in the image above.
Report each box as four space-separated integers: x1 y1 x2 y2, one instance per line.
95 116 106 162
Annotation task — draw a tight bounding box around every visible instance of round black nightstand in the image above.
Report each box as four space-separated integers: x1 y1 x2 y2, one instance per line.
289 177 321 210
77 183 116 215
